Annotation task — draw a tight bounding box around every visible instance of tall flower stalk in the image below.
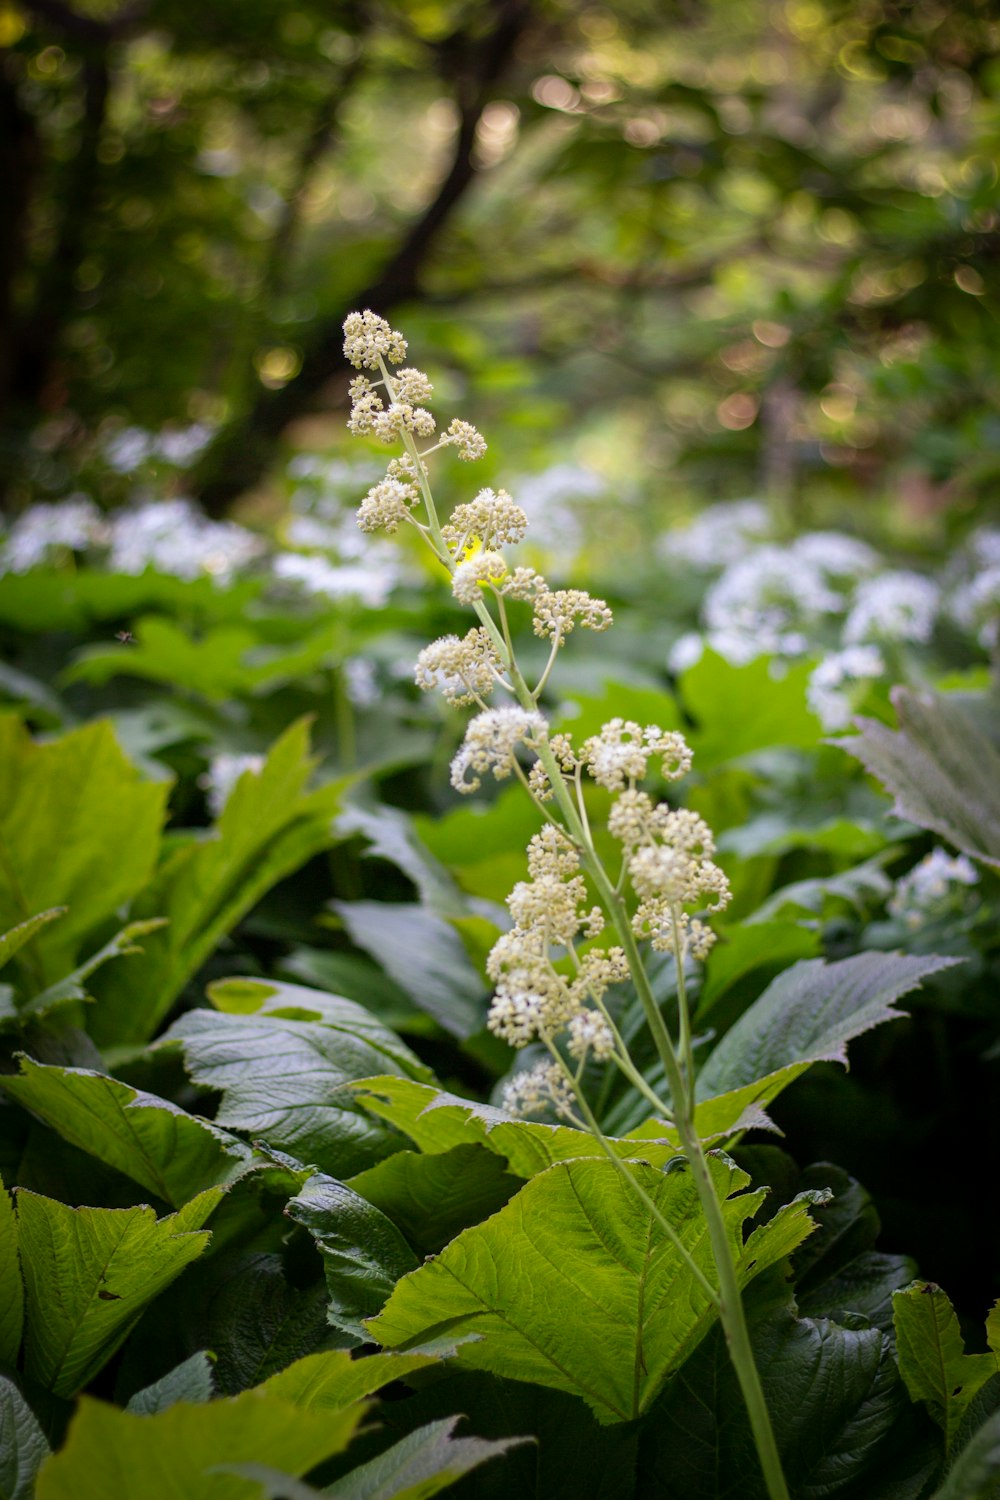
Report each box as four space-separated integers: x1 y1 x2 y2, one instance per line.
343 309 791 1500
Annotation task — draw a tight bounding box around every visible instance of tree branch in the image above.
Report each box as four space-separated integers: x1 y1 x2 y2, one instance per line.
194 0 535 515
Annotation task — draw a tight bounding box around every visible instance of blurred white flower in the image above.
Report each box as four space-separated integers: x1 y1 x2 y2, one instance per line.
1 496 106 572
888 847 979 929
665 499 770 570
806 645 885 729
843 571 940 645
109 499 262 581
792 531 880 580
344 656 379 707
272 551 397 607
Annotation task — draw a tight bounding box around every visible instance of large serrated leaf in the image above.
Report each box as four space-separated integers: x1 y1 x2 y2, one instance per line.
368 1155 821 1424
0 1058 251 1206
226 1415 529 1500
164 982 432 1178
696 952 959 1119
841 686 1000 868
930 1407 1000 1499
642 1269 906 1498
88 719 346 1045
286 1174 419 1339
346 1144 522 1257
0 716 169 987
202 1253 332 1395
16 1187 221 1397
34 1371 365 1500
893 1283 999 1453
125 1351 216 1414
0 1375 49 1500
348 1076 681 1176
0 1175 21 1369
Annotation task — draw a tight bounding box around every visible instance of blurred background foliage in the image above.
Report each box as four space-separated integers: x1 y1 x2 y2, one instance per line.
1 0 999 541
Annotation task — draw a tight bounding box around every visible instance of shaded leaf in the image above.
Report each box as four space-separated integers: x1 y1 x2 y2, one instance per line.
696 953 959 1120
0 1057 251 1207
0 1175 21 1369
286 1175 419 1339
930 1406 1000 1499
16 1187 221 1397
698 922 820 1017
0 911 66 973
164 982 432 1178
125 1352 216 1414
332 902 484 1039
0 1375 49 1500
8 920 167 1030
326 1414 528 1498
841 687 1000 869
893 1283 998 1452
680 653 819 766
346 1145 522 1257
368 1156 821 1424
643 1270 906 1498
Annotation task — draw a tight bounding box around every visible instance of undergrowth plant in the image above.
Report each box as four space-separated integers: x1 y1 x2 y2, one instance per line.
339 310 916 1499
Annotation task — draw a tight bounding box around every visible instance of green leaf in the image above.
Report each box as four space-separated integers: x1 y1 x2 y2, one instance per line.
0 910 66 972
202 1253 332 1395
697 921 820 1017
841 687 1000 869
643 1269 906 1498
930 1407 1000 1499
89 720 346 1045
718 812 885 860
258 1347 452 1411
3 920 167 1031
412 787 544 906
893 1283 998 1452
696 952 959 1120
368 1156 820 1424
0 1375 49 1500
164 984 431 1178
0 1175 22 1369
34 1373 366 1500
286 1174 419 1339
0 1057 251 1207
16 1187 221 1397
747 852 896 924
125 1352 216 1414
680 653 819 767
232 1415 527 1500
348 1077 682 1177
346 1145 522 1257
0 716 169 986
332 902 484 1039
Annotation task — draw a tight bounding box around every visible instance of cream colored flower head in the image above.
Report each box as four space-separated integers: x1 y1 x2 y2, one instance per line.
343 310 407 369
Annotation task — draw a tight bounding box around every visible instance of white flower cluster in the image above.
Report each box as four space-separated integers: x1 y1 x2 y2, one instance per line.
442 489 528 553
609 790 730 959
581 719 693 791
342 309 407 369
414 628 502 706
888 847 979 929
272 551 394 608
501 1061 575 1119
487 825 625 1063
806 645 885 730
450 706 547 793
666 499 772 569
843 571 940 646
701 544 844 663
109 500 262 582
1 496 107 572
947 528 1000 651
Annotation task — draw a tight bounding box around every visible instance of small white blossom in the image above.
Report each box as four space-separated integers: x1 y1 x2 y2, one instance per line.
342 310 407 369
533 587 613 641
807 645 885 730
502 1062 574 1119
450 707 547 793
843 571 940 645
440 418 487 460
792 531 880 579
392 367 434 405
272 552 396 607
452 550 508 604
665 499 771 570
566 1010 615 1062
442 489 528 554
356 476 420 534
414 628 503 705
888 847 979 929
703 544 842 661
581 720 692 791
